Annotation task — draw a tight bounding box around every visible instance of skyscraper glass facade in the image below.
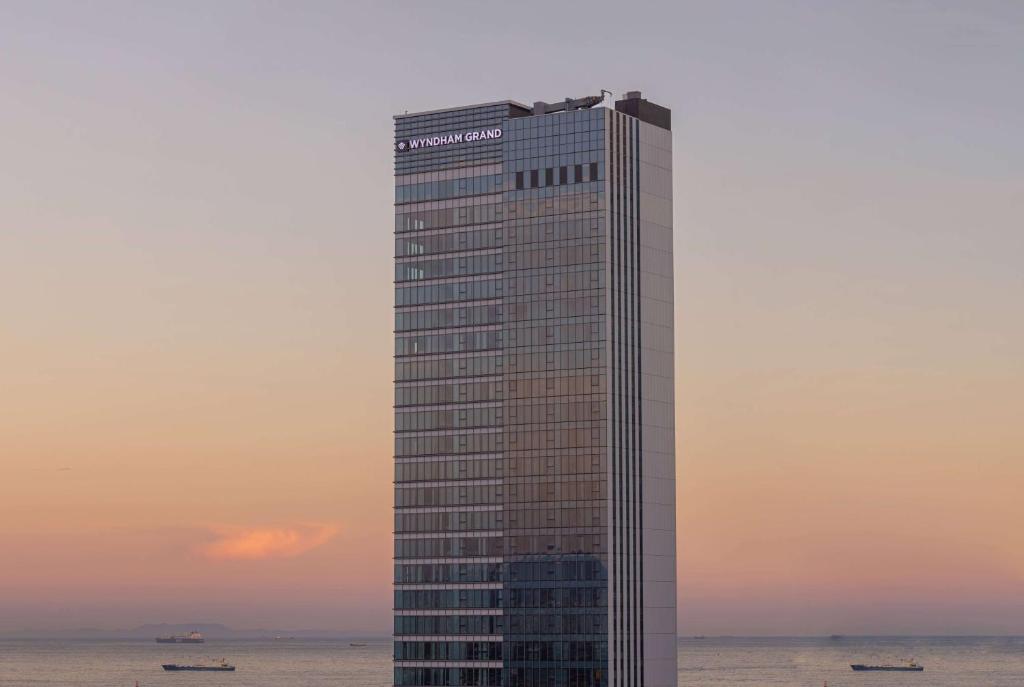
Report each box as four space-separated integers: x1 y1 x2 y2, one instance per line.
394 93 675 687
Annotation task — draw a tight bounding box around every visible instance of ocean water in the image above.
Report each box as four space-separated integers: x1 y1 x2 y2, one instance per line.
0 636 1021 686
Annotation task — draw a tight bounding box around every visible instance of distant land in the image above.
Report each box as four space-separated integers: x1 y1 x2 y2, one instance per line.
0 623 389 640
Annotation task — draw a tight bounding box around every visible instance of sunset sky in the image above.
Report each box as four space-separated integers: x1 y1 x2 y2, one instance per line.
2 1 1022 635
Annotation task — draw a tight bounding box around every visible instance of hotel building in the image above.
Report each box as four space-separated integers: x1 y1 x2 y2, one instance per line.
393 91 676 687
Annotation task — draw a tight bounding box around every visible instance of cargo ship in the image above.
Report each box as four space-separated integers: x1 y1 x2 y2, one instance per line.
851 661 923 672
162 659 234 672
155 631 204 644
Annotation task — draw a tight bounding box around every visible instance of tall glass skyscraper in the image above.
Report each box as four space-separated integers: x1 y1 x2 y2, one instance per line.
393 92 675 687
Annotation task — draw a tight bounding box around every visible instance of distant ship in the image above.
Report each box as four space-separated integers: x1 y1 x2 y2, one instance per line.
851 661 923 672
155 631 204 644
162 659 234 672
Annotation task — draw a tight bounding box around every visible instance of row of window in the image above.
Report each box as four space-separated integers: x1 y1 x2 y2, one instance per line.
396 331 501 357
393 380 606 409
501 454 607 479
508 116 605 135
394 534 606 559
506 269 604 296
394 268 603 308
394 613 504 636
506 145 606 169
395 190 605 237
396 227 503 257
503 296 602 322
393 559 607 585
396 372 601 406
396 324 606 359
397 243 606 283
506 129 606 155
394 457 503 483
395 295 605 335
395 562 501 584
394 375 606 406
505 243 604 270
394 426 606 458
396 203 503 233
395 589 502 610
395 305 501 333
506 559 607 583
394 454 605 484
394 400 603 433
507 586 606 610
394 639 609 664
505 215 602 242
395 484 501 508
396 278 502 307
504 640 607 663
393 667 501 687
503 612 607 636
394 380 501 407
395 432 502 458
395 174 503 205
395 510 502 534
504 667 607 687
509 506 607 533
504 192 604 222
394 586 606 610
393 612 607 637
507 399 605 425
531 326 617 355
395 216 607 261
507 107 604 131
507 134 606 159
394 349 604 383
514 163 601 190
395 641 502 662
506 480 605 502
510 144 606 161
395 535 503 559
396 506 606 534
396 480 604 509
397 253 503 282
395 406 502 432
496 349 604 376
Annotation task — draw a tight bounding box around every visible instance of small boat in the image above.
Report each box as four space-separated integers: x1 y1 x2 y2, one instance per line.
349 642 367 647
851 661 923 672
162 659 235 672
155 631 204 644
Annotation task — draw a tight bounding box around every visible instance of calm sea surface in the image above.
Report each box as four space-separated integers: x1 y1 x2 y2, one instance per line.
1 637 1021 686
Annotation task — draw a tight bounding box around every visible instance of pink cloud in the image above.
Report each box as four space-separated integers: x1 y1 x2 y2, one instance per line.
200 523 340 561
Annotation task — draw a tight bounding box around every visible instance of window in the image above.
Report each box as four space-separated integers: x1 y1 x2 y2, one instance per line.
559 166 568 184
515 171 524 190
574 164 583 183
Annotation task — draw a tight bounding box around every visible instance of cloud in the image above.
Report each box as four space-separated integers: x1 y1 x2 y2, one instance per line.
200 523 340 561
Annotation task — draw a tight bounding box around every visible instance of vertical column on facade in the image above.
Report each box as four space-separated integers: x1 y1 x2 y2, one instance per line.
502 108 609 687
